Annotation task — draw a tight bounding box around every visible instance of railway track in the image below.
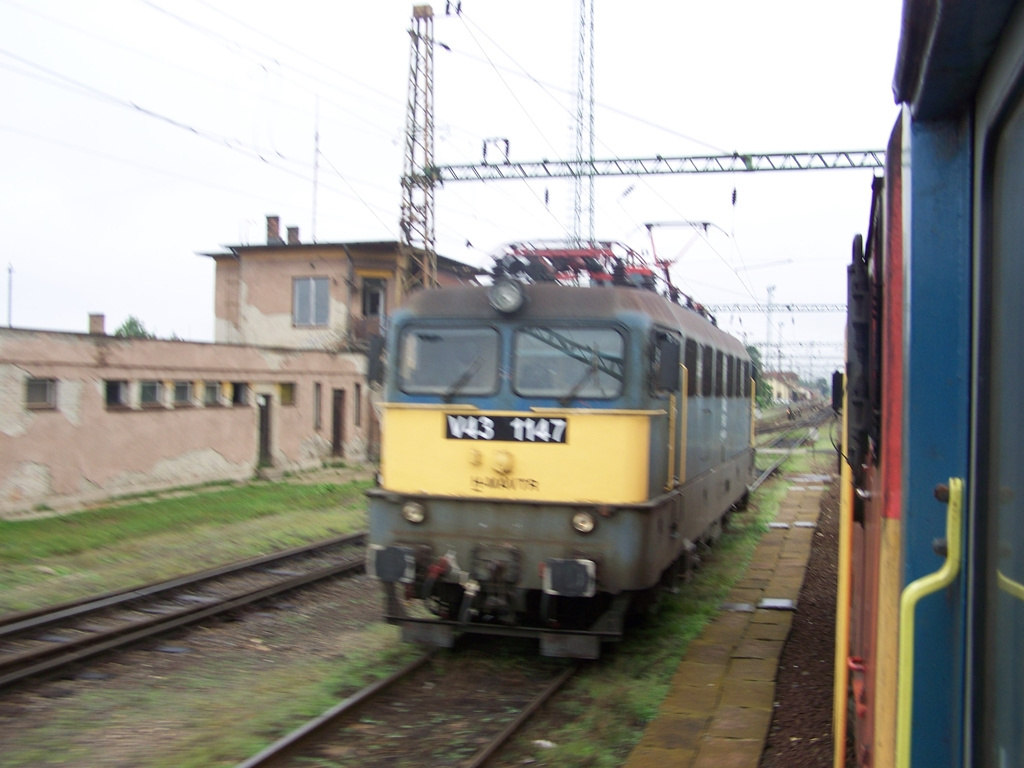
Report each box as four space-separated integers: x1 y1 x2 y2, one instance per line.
754 402 830 439
751 405 835 492
0 532 367 690
235 648 579 768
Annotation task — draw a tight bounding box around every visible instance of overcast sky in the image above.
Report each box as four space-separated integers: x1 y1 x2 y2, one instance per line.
0 0 902 378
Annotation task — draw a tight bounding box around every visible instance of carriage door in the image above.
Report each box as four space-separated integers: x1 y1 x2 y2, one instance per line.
971 50 1024 768
653 331 683 489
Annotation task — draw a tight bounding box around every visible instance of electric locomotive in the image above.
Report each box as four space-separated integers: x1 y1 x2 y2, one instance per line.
367 242 755 658
835 2 1024 766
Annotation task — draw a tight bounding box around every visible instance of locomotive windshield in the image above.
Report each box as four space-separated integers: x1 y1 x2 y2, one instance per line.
398 326 499 396
513 326 624 400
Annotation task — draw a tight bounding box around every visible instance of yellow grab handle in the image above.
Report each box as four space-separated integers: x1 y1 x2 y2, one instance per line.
896 477 963 768
998 569 1024 602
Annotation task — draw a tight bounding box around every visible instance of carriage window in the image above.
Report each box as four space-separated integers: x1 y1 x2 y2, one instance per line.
701 345 713 396
715 351 725 397
726 356 735 397
684 339 698 396
399 326 500 396
514 326 624 399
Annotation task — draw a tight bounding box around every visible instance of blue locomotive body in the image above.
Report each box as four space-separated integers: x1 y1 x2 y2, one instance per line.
367 277 755 658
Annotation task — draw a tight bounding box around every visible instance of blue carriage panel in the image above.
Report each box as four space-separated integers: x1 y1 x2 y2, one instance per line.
902 114 972 768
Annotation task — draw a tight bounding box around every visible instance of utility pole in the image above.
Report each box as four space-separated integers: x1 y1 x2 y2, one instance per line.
765 285 775 372
399 4 438 297
312 96 320 243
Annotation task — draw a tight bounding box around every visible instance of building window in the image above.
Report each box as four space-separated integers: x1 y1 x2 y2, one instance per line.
140 381 163 407
204 381 221 406
293 276 329 327
26 378 57 409
106 380 129 408
280 382 296 406
314 382 322 428
362 278 386 317
173 381 194 406
354 383 362 427
231 382 249 406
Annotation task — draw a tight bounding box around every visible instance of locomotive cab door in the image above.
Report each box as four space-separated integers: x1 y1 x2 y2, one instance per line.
652 330 685 490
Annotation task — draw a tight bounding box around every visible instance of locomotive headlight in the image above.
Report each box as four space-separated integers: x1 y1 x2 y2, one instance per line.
402 501 427 524
571 510 596 534
488 278 525 314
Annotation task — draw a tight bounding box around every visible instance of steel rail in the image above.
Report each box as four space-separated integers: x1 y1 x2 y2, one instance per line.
233 651 437 768
0 532 366 638
462 663 579 768
0 556 365 690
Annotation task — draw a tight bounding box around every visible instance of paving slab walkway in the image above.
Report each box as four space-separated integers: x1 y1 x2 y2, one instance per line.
624 473 829 768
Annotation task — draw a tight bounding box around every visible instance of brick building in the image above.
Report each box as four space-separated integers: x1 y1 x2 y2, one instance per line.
0 216 480 514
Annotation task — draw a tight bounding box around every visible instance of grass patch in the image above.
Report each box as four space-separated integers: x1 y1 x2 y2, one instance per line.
0 478 373 612
0 481 370 564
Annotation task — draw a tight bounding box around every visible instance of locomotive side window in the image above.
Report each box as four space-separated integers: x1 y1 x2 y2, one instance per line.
701 345 713 396
684 339 698 397
715 351 725 397
398 326 500 396
513 326 624 400
651 330 681 393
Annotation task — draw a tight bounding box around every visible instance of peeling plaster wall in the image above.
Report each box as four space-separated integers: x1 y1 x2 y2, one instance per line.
215 248 354 350
0 328 368 515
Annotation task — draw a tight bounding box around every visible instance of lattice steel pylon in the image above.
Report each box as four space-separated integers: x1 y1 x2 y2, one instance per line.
573 0 596 245
400 5 438 297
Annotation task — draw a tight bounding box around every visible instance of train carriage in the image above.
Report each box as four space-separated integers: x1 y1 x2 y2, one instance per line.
367 245 755 658
837 1 1024 766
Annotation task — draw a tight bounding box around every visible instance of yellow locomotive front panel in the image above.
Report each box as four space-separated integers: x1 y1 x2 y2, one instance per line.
379 403 655 505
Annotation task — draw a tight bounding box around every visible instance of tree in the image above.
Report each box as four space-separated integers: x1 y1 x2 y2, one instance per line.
113 315 155 339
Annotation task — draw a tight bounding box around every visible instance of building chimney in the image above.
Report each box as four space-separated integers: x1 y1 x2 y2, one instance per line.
89 313 105 335
287 226 300 245
266 215 283 245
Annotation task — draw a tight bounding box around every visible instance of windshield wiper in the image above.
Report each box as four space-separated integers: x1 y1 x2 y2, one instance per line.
443 356 482 402
559 349 600 406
